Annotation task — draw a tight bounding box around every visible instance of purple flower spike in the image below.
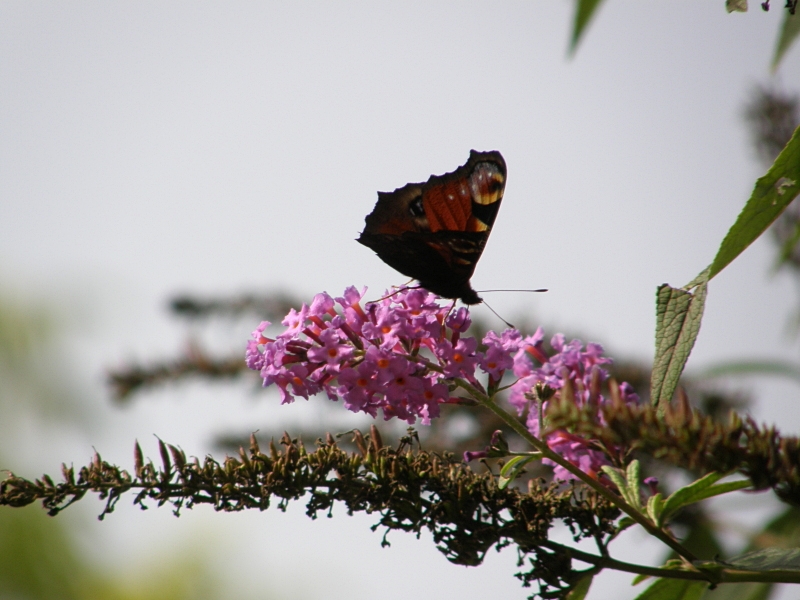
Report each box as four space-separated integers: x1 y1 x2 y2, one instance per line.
245 286 641 481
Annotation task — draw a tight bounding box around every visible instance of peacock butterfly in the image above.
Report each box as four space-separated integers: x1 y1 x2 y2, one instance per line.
357 150 506 305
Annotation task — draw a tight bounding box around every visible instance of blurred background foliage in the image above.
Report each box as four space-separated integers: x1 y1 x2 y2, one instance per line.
0 294 229 600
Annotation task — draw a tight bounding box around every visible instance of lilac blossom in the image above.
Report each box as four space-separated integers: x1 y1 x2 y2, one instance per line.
245 286 640 481
246 286 473 425
507 330 640 481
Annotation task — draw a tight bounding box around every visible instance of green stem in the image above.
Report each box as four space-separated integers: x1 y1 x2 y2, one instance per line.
540 540 706 581
540 541 800 584
455 378 699 563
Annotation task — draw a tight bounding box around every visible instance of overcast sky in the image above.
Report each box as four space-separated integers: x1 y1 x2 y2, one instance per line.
2 3 800 599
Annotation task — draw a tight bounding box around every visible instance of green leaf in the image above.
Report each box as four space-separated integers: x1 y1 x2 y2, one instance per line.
600 465 626 489
701 479 751 498
601 462 643 510
776 218 800 268
701 508 800 600
652 285 690 406
569 0 605 55
709 125 800 280
646 492 665 525
624 460 644 511
661 472 724 520
651 280 708 410
706 582 772 600
660 473 750 525
627 460 642 492
726 548 800 573
618 516 636 529
601 465 629 498
565 572 594 600
772 9 800 71
498 454 537 489
739 584 773 600
692 550 800 599
633 578 707 600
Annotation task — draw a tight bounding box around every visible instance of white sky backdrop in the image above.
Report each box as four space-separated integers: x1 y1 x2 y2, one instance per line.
2 2 800 599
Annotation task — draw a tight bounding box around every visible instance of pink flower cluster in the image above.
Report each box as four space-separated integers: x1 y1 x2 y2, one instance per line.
246 286 510 424
507 331 639 480
245 286 639 481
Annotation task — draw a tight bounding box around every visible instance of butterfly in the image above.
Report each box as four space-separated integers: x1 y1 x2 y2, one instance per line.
357 150 506 305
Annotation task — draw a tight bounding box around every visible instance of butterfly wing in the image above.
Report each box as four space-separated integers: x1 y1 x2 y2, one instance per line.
357 150 506 304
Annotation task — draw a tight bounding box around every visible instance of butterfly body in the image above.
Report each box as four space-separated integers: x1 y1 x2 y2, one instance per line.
357 150 506 305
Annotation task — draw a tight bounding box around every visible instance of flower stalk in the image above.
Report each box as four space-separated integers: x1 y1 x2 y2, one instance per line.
464 379 699 563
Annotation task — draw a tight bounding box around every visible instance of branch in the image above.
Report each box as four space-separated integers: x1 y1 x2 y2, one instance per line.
0 429 619 597
457 379 699 564
107 342 248 401
547 387 800 504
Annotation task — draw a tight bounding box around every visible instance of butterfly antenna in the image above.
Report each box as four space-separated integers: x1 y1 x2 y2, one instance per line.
478 288 549 293
370 283 417 304
480 299 515 329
